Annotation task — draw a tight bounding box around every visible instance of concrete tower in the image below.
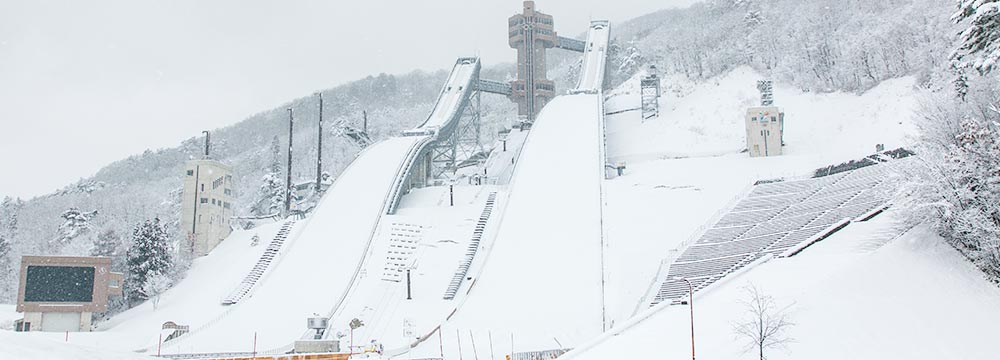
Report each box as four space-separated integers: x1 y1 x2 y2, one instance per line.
181 157 234 257
508 1 557 122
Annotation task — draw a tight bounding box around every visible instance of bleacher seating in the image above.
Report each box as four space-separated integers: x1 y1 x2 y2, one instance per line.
650 163 901 306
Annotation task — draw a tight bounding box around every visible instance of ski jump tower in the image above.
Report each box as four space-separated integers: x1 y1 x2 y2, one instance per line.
508 1 557 122
506 1 603 123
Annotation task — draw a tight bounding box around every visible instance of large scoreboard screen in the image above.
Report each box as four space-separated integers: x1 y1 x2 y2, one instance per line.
23 265 95 303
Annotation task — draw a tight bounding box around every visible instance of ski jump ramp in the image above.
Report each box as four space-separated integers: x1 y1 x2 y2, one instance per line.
130 59 481 355
423 20 612 357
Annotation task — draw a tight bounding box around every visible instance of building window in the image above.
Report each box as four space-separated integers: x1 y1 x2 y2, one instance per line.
201 184 204 191
211 198 217 205
224 189 232 196
224 202 231 209
201 198 208 204
186 170 194 176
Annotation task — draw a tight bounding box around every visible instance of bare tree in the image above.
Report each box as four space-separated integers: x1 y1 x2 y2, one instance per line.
733 285 794 360
142 272 172 310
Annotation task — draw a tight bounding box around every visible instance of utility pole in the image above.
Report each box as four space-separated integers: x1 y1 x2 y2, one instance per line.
202 130 211 158
286 108 294 216
316 92 324 189
672 277 696 360
406 269 412 300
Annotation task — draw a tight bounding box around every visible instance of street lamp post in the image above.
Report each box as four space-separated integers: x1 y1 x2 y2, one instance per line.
672 276 695 360
316 92 324 190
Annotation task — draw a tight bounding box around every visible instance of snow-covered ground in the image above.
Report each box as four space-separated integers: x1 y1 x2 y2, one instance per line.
15 136 429 355
322 184 506 354
560 66 1000 359
404 93 607 359
601 66 923 327
0 330 154 360
565 214 1000 360
0 304 19 330
2 220 287 351
605 66 918 165
7 56 995 359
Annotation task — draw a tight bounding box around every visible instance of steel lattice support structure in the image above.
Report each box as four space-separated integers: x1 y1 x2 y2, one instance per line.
640 75 661 120
427 72 484 180
453 85 483 169
757 80 773 106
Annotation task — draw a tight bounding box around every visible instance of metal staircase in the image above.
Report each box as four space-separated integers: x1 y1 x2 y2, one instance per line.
443 192 498 300
221 220 297 305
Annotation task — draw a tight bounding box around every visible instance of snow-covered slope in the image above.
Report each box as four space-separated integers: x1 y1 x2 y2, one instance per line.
601 67 924 325
30 136 427 354
605 67 918 163
429 94 607 357
565 214 1000 360
151 136 427 354
0 330 154 360
563 66 1000 359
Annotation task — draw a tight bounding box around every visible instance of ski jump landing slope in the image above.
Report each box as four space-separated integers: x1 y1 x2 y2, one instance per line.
156 59 483 354
443 21 611 352
159 135 428 354
449 94 605 347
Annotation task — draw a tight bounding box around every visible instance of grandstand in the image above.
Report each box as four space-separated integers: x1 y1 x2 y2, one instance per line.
650 162 903 306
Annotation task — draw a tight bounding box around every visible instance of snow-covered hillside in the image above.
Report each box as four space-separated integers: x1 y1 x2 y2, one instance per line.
566 216 1000 360
605 66 918 163
601 66 921 324
4 0 1000 355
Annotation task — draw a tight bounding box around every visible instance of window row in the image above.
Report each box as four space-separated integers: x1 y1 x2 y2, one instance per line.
509 28 554 37
509 16 553 26
200 197 232 209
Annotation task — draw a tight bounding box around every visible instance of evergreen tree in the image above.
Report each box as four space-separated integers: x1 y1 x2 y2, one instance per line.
90 228 120 257
124 218 173 304
952 0 1000 75
255 135 286 216
0 233 12 300
55 207 98 245
0 196 23 238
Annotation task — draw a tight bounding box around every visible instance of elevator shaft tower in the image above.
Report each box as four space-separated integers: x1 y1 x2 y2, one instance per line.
508 1 557 122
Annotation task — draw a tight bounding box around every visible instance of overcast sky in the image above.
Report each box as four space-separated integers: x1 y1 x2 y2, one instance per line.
0 0 698 199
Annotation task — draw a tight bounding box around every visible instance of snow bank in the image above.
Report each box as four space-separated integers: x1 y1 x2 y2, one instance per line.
0 330 153 359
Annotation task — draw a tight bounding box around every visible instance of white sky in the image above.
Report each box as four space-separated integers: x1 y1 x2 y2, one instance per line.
0 0 698 199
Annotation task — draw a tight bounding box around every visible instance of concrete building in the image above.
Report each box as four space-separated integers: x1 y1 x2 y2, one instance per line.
15 256 123 332
181 159 234 256
508 1 557 122
745 106 784 157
